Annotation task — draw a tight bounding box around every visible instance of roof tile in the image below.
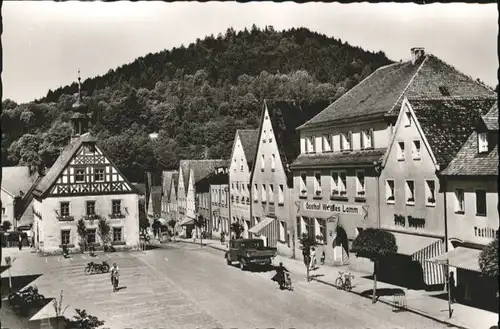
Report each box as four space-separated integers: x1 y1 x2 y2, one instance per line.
237 130 259 169
301 54 495 129
409 97 496 168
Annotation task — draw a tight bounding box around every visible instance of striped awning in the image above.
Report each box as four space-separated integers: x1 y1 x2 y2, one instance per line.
428 247 481 273
248 217 275 234
392 232 442 256
179 217 194 226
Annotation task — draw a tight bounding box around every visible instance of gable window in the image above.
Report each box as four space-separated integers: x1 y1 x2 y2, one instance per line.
271 154 276 171
261 184 267 203
240 158 244 172
112 200 121 215
113 227 123 242
322 135 332 152
269 185 274 204
405 180 415 205
331 171 347 196
61 230 71 245
306 136 316 154
314 172 321 191
75 168 85 183
475 189 487 216
455 189 465 214
386 180 395 203
300 173 307 195
263 129 267 143
404 111 412 127
340 132 352 151
425 180 436 206
412 140 421 160
86 201 96 216
94 168 105 182
361 129 374 149
261 154 265 171
356 170 365 196
478 133 488 153
253 184 258 202
397 142 405 161
278 184 284 205
269 129 273 143
60 202 70 217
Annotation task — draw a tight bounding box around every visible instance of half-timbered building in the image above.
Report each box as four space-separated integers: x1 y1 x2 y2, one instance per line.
32 75 140 253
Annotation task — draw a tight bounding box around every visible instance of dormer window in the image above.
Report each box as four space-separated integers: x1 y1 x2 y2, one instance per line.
340 132 352 151
322 135 332 152
361 129 374 149
306 136 315 154
478 132 488 153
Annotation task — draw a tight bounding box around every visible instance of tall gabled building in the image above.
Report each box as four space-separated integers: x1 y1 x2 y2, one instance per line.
379 96 496 288
32 73 140 253
229 129 259 238
291 47 495 268
161 170 179 225
177 159 227 237
433 102 498 306
250 99 328 251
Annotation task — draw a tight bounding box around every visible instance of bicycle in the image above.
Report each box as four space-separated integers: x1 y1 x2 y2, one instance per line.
335 271 354 291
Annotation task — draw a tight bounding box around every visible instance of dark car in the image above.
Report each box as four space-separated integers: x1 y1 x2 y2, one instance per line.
225 239 277 270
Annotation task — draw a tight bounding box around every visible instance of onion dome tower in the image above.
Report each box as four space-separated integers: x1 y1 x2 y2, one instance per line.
70 70 91 143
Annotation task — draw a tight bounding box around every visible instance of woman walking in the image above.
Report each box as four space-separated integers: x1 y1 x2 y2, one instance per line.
110 262 120 292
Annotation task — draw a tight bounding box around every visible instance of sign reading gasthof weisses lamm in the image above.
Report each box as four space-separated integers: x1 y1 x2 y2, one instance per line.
301 201 364 215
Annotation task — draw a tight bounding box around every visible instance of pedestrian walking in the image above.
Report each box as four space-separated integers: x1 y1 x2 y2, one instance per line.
309 247 317 270
448 272 457 303
220 231 225 245
110 262 120 292
18 235 23 251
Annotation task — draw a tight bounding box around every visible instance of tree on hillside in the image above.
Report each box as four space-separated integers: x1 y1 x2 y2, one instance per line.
352 228 397 304
299 233 321 282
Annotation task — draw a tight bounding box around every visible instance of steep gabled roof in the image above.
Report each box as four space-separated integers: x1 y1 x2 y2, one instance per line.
32 133 138 198
482 102 498 131
33 133 97 197
161 170 178 200
441 131 498 176
180 159 228 191
408 97 496 169
237 130 259 168
2 167 39 197
300 54 495 129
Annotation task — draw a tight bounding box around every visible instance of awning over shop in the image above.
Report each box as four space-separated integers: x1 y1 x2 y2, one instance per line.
248 217 275 234
391 232 442 256
179 217 194 226
428 247 481 273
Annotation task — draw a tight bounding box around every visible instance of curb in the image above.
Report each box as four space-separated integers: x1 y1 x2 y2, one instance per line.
313 278 470 329
177 239 471 329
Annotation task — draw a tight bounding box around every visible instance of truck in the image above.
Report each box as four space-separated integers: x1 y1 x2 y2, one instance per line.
225 238 277 270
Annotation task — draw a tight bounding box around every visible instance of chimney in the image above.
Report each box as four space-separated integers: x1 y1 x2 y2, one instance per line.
411 47 425 65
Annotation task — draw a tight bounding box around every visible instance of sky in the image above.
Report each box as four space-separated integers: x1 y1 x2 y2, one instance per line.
2 2 498 103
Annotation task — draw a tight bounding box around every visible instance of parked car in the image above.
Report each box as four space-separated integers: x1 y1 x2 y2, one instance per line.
225 239 277 270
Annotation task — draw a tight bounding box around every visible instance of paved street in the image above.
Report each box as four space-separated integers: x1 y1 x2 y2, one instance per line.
2 243 450 329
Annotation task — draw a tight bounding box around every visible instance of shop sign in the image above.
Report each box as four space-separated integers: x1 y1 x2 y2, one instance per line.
301 201 365 216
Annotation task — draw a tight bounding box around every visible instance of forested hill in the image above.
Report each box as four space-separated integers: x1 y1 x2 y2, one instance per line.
2 26 392 183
